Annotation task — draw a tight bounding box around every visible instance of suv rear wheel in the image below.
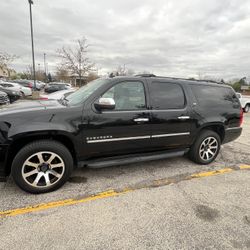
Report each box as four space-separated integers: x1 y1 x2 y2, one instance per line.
189 130 221 164
11 140 73 194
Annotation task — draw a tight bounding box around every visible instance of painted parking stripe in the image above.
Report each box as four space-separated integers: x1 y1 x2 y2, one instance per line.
190 168 233 178
0 165 249 219
239 165 250 170
0 190 132 218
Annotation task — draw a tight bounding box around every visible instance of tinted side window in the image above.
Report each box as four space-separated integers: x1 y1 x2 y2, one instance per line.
190 85 239 107
149 82 185 109
102 81 146 110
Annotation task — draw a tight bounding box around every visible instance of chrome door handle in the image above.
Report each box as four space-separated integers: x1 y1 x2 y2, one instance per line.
178 116 190 120
134 118 149 122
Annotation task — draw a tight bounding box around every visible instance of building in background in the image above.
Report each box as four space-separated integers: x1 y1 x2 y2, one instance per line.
241 85 250 95
0 65 16 79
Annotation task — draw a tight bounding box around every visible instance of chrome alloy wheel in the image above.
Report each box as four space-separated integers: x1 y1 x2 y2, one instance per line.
199 137 218 161
21 151 65 188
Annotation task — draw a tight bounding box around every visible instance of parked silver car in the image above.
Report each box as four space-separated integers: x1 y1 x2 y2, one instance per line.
0 82 32 97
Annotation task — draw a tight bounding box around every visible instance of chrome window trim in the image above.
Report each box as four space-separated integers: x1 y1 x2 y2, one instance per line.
103 108 187 114
102 110 147 113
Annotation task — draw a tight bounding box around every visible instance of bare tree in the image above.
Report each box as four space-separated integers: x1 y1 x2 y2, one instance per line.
24 65 33 79
87 72 99 82
55 65 70 82
113 65 135 76
116 65 126 76
57 37 94 86
0 52 17 68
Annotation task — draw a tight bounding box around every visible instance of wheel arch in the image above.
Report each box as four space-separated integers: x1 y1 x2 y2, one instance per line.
5 132 77 175
194 123 225 144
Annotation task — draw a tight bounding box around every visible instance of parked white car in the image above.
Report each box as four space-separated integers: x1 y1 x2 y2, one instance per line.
236 93 250 113
40 89 75 100
36 81 46 88
0 82 32 97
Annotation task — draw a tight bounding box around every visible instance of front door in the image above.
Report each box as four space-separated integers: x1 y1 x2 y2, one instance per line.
147 80 193 150
83 80 152 158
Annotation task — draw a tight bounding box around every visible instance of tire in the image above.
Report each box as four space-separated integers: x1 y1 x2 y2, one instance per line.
244 105 250 113
6 96 10 105
11 140 73 194
189 130 221 165
21 92 25 99
9 96 14 103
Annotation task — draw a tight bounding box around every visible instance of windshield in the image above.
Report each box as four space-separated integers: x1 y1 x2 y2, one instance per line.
66 78 110 106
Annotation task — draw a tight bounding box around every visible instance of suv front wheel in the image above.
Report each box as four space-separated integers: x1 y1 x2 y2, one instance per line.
12 140 73 194
189 130 221 164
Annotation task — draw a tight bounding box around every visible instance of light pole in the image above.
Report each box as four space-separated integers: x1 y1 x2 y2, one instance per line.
28 0 36 90
44 53 46 75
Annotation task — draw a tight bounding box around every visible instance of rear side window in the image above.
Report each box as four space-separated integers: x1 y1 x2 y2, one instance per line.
190 85 239 107
149 82 185 109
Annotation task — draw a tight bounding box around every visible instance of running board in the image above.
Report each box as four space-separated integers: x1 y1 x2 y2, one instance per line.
79 149 188 169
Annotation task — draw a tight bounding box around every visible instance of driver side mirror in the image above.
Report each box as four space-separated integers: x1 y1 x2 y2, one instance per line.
94 97 115 111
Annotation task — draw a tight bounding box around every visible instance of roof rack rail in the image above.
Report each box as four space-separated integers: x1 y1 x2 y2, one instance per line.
134 74 224 84
134 74 156 77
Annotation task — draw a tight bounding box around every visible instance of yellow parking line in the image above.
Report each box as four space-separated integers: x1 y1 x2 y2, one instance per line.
240 165 250 170
191 168 233 178
1 165 250 219
0 190 132 218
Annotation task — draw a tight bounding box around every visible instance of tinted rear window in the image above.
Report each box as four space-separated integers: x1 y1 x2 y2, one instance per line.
149 82 185 109
190 85 238 107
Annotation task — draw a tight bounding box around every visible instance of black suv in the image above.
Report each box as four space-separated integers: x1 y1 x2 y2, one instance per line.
0 76 242 193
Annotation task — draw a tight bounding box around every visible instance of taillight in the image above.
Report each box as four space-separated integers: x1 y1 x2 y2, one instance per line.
240 108 243 127
28 83 33 88
40 97 48 100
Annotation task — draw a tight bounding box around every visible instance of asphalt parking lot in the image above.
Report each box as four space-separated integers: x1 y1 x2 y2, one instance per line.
0 115 250 250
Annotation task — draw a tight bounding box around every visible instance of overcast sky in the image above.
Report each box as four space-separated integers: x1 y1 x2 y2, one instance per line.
1 0 250 79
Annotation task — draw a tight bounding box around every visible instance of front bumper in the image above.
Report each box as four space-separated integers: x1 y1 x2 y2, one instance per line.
223 127 242 144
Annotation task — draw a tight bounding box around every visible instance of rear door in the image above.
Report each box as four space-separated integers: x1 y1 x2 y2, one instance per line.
147 80 194 150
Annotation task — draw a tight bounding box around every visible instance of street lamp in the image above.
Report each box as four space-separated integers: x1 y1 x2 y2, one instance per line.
28 0 36 90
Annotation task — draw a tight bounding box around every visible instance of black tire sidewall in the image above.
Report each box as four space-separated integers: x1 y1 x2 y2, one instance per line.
245 105 250 113
189 130 221 165
12 140 73 194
